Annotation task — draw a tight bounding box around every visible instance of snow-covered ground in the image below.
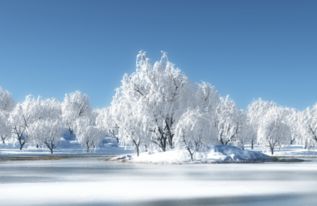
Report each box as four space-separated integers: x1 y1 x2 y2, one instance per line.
0 158 317 206
129 145 272 164
0 145 132 156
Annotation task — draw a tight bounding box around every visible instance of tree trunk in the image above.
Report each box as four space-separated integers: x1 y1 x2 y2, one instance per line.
86 141 90 153
1 137 5 144
270 145 274 155
186 147 194 161
132 139 140 156
19 141 25 150
44 141 55 154
251 139 254 150
136 145 140 157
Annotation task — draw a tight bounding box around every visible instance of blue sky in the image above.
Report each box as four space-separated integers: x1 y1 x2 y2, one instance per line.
0 0 316 109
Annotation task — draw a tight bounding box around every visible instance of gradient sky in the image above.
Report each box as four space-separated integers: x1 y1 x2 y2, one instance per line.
0 0 317 109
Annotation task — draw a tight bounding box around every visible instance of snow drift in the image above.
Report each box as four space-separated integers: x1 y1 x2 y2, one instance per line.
114 145 273 164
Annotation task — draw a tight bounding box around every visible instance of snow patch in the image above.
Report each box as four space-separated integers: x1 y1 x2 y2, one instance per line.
126 145 272 164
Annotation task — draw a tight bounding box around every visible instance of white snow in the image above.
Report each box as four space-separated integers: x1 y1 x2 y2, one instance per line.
130 145 272 164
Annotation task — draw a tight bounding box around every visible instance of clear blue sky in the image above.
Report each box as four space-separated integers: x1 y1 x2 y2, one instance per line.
0 0 316 109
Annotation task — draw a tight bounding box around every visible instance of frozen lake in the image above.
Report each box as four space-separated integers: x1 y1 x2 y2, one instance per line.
0 157 317 206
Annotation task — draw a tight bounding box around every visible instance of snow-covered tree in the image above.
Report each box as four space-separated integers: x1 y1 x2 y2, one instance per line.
62 91 91 138
247 99 279 148
9 100 32 150
95 107 119 143
283 108 302 145
0 112 11 144
111 91 151 156
111 51 191 153
215 96 241 145
300 105 317 148
174 109 216 160
236 111 256 150
0 87 15 144
74 117 104 152
0 87 15 112
9 96 61 150
257 107 291 155
28 120 63 154
195 82 220 113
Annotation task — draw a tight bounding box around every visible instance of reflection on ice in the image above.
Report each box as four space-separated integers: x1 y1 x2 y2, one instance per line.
0 158 317 206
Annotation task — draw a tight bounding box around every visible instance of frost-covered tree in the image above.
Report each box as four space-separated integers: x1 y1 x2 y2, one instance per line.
95 107 119 143
9 96 61 150
111 92 151 156
215 96 241 145
257 107 291 155
0 112 11 144
283 108 302 145
111 51 191 152
174 109 216 160
247 99 279 149
0 87 15 112
62 91 91 138
28 120 63 154
300 105 317 148
195 82 220 112
74 117 104 152
9 98 32 150
236 111 256 150
0 87 15 144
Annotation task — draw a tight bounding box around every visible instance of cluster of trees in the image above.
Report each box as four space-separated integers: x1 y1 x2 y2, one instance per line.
1 52 317 157
105 51 317 158
0 88 106 153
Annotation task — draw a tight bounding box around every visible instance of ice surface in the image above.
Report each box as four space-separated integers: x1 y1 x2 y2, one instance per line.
1 158 317 205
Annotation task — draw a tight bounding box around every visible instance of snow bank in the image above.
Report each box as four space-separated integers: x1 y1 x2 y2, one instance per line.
114 145 273 164
213 145 272 162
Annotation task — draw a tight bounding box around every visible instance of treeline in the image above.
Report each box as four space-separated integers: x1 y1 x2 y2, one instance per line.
0 52 316 158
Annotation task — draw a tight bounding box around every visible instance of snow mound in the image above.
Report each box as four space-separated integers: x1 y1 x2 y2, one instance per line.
127 145 272 164
213 145 272 162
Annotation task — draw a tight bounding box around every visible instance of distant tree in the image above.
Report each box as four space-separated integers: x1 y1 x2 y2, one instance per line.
9 96 61 150
95 108 119 143
74 117 104 152
215 96 241 145
62 91 91 138
247 99 280 149
0 87 15 112
0 87 15 144
301 105 317 148
28 120 63 154
257 107 291 155
174 109 216 160
0 112 11 144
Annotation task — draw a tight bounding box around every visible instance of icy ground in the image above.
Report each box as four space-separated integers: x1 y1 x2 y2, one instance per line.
0 157 317 206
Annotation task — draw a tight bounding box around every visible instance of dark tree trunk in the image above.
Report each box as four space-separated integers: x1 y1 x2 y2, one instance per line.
86 141 90 153
132 139 140 156
269 145 274 155
1 137 5 144
19 140 25 150
186 147 194 161
44 141 55 154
